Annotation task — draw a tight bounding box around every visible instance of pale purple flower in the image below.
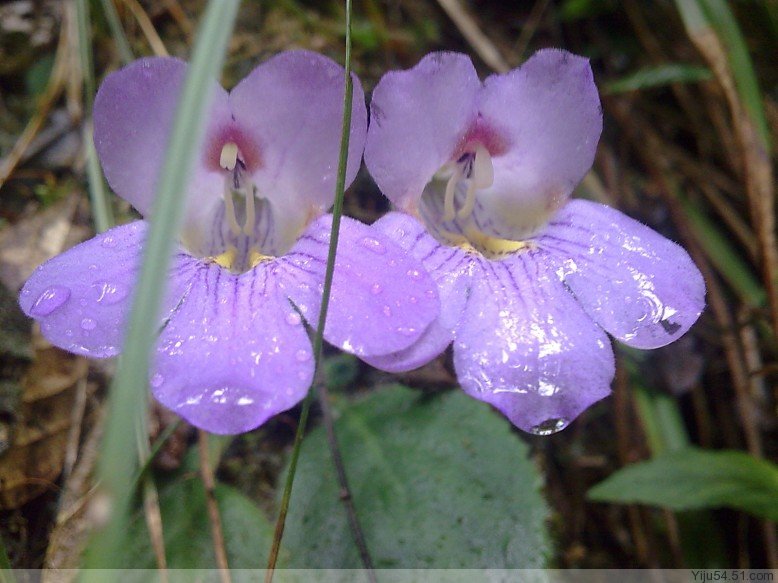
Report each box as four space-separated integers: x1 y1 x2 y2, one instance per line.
19 52 439 434
363 50 705 434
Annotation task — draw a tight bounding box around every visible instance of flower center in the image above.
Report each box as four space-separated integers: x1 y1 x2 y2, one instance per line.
211 142 272 272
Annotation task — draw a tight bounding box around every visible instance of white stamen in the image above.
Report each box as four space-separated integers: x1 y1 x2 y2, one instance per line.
223 177 242 236
219 142 239 171
457 143 493 220
442 165 463 222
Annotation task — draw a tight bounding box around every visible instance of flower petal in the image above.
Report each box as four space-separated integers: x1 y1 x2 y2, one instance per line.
475 49 602 239
151 262 314 434
229 50 368 213
538 199 705 349
279 214 439 357
93 57 231 217
362 212 473 372
19 221 198 358
364 52 481 210
454 253 614 434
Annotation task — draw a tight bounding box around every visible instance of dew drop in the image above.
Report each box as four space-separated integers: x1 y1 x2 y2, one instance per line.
150 373 164 388
370 283 383 295
406 268 422 281
295 349 311 362
425 289 436 299
93 280 130 305
408 295 418 304
359 237 387 255
30 286 71 316
529 417 569 436
382 305 392 317
285 312 302 326
80 317 97 331
396 326 416 336
101 235 117 248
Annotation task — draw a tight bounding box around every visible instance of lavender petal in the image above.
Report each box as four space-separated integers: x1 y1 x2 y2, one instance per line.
454 253 614 434
538 199 705 349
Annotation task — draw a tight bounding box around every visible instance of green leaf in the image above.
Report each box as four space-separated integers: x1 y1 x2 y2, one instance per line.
279 385 550 568
588 447 778 520
120 477 273 569
604 64 712 94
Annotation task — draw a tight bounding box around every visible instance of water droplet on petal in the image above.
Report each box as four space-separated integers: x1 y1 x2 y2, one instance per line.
408 295 418 304
359 237 386 255
80 318 97 330
370 283 382 295
396 326 416 337
425 289 436 299
295 349 310 362
101 235 117 248
93 280 130 305
150 373 164 388
382 305 392 317
285 312 302 326
529 418 569 436
406 268 422 281
30 286 71 316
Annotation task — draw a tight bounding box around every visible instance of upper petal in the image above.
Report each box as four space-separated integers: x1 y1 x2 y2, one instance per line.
151 262 314 434
454 253 614 434
362 212 474 372
19 221 199 358
228 50 368 213
364 52 481 210
475 49 602 239
537 199 705 349
278 214 439 357
93 57 231 217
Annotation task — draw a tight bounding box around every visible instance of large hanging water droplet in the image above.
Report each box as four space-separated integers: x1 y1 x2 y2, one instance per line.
30 286 71 316
529 417 569 436
93 280 129 305
80 317 97 331
359 237 387 255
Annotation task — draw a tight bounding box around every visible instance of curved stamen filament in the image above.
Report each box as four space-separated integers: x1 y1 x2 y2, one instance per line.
223 176 242 237
243 185 256 236
442 143 495 222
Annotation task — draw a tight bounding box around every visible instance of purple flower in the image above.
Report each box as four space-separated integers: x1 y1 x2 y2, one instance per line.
363 50 705 434
19 52 439 434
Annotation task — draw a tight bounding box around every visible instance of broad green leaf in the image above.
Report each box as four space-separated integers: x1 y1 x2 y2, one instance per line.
280 385 550 568
604 64 712 94
120 477 273 569
588 447 778 520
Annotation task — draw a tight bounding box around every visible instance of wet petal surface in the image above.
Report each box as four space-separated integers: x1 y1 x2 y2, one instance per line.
152 261 314 434
538 199 705 349
19 221 197 358
363 212 473 372
454 252 614 434
279 214 439 357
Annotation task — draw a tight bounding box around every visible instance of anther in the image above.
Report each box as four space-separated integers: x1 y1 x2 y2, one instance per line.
220 142 239 171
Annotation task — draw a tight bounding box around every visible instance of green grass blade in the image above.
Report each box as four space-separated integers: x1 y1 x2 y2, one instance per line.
76 0 114 232
83 0 239 571
98 0 134 65
603 63 712 94
266 0 355 576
